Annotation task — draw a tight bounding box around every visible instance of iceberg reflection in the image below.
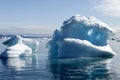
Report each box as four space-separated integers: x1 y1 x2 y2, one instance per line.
47 58 117 80
0 56 36 71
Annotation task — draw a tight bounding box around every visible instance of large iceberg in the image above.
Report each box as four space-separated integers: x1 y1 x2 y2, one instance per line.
0 35 32 57
47 15 116 59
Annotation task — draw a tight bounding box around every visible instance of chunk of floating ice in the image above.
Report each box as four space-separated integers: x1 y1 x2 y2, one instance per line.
0 35 32 57
23 38 40 52
47 14 116 59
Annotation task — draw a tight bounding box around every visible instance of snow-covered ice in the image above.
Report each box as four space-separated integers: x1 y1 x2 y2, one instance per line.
47 14 116 59
0 35 32 57
23 38 40 52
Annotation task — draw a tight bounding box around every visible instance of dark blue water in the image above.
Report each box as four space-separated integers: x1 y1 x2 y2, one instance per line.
0 38 120 80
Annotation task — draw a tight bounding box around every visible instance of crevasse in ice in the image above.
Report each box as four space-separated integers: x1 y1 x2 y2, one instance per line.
0 35 32 57
47 14 116 59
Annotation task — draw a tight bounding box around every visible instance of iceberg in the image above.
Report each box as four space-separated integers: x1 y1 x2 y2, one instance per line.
47 14 116 59
23 38 40 52
0 35 32 57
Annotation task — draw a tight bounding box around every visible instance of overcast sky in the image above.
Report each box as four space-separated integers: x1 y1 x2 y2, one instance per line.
0 0 120 34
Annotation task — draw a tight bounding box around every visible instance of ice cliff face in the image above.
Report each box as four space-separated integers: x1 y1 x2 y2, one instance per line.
47 15 115 59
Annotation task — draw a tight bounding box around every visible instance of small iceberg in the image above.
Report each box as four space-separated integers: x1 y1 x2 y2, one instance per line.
47 14 116 59
0 35 32 57
23 38 40 52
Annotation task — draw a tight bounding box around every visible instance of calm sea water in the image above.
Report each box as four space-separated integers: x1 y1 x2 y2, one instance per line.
0 37 120 80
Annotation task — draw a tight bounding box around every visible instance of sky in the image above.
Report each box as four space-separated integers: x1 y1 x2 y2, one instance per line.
0 0 120 34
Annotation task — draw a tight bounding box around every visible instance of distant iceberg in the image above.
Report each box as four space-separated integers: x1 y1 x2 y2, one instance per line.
0 35 32 57
23 38 40 52
47 14 116 59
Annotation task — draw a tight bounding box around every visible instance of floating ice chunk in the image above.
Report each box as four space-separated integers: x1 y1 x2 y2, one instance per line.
23 38 40 52
47 14 115 59
1 35 32 57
